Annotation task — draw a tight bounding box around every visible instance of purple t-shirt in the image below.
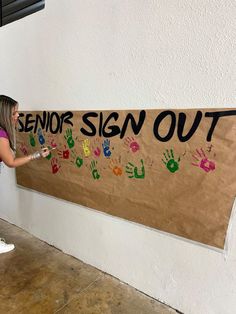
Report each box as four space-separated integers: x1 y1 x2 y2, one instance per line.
0 129 9 162
0 129 8 139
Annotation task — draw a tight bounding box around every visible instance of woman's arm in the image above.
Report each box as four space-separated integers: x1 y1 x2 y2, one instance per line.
0 138 49 168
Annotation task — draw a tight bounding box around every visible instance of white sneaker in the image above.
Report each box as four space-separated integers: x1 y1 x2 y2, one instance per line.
0 238 15 254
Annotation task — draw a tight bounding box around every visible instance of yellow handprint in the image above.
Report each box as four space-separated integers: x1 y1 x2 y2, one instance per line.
82 139 91 157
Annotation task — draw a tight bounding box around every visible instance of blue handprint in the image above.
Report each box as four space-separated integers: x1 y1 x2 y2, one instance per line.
37 128 45 145
102 139 111 158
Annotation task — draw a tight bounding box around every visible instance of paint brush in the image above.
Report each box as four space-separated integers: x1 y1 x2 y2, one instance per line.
41 147 57 153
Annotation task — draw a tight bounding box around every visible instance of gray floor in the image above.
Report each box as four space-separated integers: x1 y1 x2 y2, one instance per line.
0 219 179 314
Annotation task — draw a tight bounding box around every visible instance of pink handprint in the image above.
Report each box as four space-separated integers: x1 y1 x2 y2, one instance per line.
58 146 70 159
192 148 215 173
47 134 57 148
92 138 101 158
124 137 140 153
51 157 61 174
19 143 28 156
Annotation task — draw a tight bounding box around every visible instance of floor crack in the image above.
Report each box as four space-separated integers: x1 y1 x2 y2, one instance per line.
54 274 104 313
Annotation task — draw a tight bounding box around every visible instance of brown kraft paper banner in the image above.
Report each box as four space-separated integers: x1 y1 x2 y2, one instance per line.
15 108 236 249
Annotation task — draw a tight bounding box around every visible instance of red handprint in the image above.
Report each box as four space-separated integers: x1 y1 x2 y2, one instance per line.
58 146 70 159
51 157 61 174
19 143 28 156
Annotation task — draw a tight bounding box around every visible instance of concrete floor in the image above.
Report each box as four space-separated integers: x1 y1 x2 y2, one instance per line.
0 219 178 314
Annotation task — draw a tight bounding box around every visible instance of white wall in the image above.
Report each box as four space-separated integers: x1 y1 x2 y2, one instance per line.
0 1 236 313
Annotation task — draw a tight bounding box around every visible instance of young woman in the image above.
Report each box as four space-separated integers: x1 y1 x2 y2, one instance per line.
0 95 50 254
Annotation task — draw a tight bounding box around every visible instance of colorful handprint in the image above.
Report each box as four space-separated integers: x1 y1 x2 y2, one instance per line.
29 132 36 147
64 128 75 149
92 138 101 158
37 128 45 145
192 148 215 173
109 157 123 176
162 149 180 173
102 139 112 158
19 143 28 156
90 160 100 180
51 157 61 174
82 139 91 157
124 136 140 153
47 134 57 148
71 150 83 168
58 146 70 159
75 156 83 168
46 151 52 160
125 159 145 179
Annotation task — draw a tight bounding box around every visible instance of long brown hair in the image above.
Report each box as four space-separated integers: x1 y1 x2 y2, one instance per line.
0 95 18 151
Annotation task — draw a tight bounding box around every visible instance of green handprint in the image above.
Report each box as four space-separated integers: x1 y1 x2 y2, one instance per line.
162 149 180 173
64 128 75 149
75 156 83 168
46 152 52 160
125 159 145 179
45 146 53 160
71 150 83 168
29 132 36 147
90 160 100 180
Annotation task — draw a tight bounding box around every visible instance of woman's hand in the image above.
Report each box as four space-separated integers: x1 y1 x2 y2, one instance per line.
40 147 50 158
31 148 50 160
